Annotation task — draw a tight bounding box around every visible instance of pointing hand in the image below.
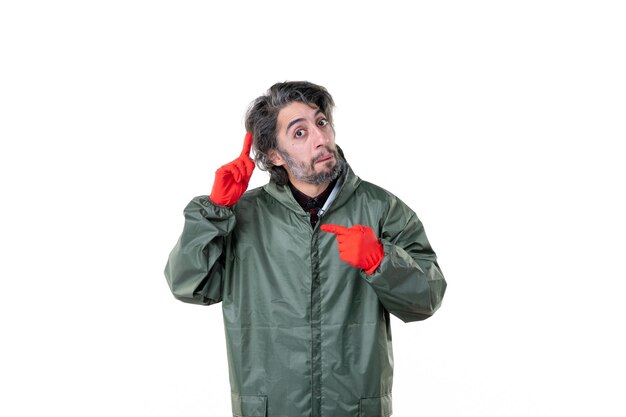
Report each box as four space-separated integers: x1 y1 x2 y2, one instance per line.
209 133 255 206
321 224 384 274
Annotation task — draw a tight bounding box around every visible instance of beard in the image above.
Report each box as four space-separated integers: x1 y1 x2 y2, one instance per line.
278 146 346 185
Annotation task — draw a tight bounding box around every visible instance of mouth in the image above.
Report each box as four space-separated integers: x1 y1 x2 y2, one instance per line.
315 153 334 164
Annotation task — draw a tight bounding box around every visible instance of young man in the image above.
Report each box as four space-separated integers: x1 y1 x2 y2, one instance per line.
165 81 446 417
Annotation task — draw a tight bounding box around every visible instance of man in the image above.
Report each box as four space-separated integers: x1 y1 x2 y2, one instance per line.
165 81 446 417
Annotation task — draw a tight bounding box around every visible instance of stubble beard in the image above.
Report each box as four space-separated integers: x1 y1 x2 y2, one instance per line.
278 146 346 185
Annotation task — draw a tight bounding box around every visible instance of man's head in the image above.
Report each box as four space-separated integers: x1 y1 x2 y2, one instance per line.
245 81 345 187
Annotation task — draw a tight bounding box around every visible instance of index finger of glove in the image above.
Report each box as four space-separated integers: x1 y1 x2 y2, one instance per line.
320 224 351 235
240 132 253 157
242 156 255 178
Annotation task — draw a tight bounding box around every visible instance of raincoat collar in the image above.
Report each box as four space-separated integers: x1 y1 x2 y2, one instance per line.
263 152 361 216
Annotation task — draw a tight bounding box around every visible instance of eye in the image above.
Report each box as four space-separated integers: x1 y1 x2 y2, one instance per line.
295 129 306 138
318 119 329 127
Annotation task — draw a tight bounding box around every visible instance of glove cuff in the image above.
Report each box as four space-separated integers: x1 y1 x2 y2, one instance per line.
363 242 384 274
209 191 234 207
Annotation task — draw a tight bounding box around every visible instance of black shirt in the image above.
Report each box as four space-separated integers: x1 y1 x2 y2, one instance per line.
288 178 338 227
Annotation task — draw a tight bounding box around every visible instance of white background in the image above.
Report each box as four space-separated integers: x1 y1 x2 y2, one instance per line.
1 1 625 416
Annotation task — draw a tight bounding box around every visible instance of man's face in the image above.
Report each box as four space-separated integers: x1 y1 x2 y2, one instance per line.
272 101 342 186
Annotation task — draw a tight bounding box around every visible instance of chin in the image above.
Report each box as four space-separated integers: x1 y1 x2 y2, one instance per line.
321 160 336 170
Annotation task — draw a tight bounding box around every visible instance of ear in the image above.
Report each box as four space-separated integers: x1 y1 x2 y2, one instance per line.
268 149 286 167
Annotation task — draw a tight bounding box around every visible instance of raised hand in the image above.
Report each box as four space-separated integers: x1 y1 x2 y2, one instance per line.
321 223 384 274
209 133 255 206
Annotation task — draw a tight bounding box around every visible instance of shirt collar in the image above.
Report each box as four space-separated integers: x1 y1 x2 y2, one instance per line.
288 177 338 211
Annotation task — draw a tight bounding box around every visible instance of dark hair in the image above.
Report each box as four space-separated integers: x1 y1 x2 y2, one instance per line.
245 81 335 186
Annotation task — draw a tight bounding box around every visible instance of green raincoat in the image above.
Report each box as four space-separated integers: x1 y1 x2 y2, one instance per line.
165 165 446 417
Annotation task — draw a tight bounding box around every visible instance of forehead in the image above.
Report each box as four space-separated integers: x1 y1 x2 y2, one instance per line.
277 101 321 129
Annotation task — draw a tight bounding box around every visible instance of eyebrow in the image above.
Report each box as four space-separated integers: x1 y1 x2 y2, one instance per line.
285 109 323 135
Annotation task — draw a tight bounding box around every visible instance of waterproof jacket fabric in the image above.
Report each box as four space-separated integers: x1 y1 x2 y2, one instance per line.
165 165 446 417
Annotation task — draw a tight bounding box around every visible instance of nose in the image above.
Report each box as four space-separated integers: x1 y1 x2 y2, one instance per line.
312 125 329 148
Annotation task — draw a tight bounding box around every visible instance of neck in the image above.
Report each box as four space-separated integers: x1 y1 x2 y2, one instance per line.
288 178 331 198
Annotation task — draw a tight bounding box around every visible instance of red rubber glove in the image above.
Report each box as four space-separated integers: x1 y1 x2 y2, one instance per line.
321 224 384 274
209 133 255 206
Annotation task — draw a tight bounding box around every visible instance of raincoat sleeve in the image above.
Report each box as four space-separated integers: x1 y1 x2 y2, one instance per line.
164 196 235 305
363 198 447 322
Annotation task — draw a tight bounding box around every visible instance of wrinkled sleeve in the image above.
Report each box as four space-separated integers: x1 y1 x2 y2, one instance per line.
363 199 447 322
164 196 236 305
